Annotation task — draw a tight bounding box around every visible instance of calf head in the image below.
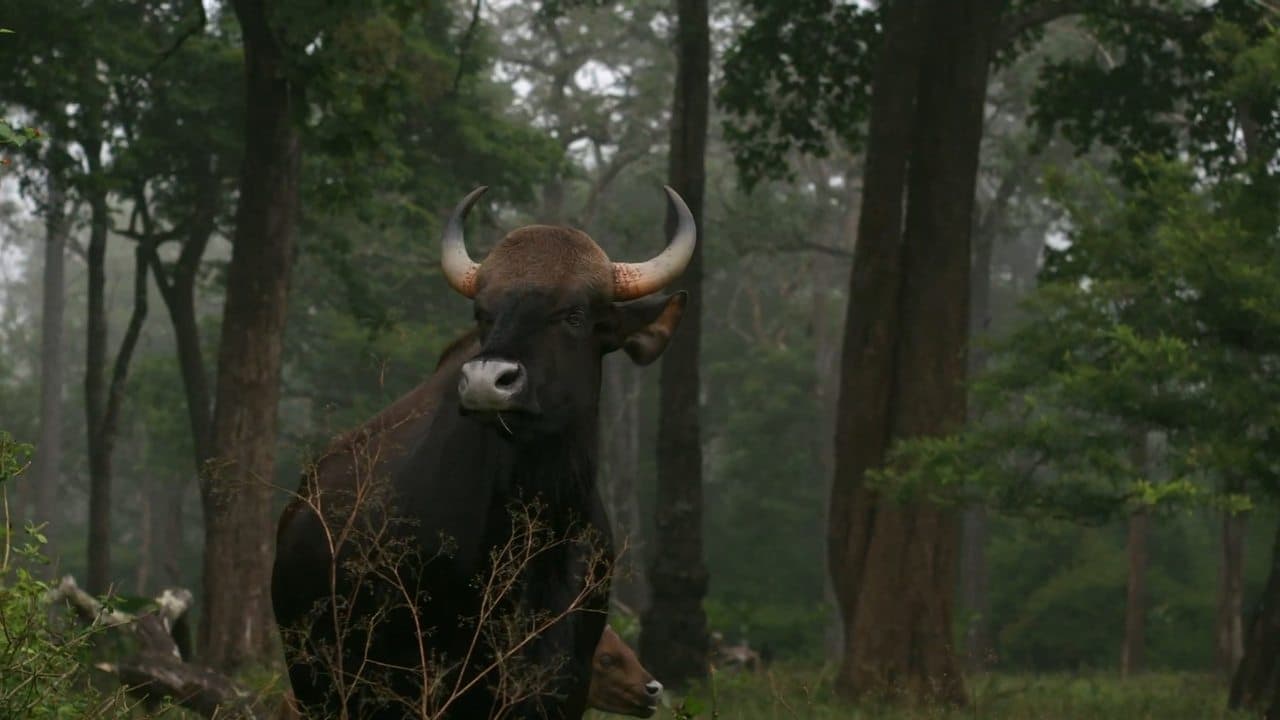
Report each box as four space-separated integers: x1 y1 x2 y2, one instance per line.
588 626 662 718
441 187 694 439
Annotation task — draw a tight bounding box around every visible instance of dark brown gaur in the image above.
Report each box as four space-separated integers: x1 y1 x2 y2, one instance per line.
441 185 696 301
276 626 662 720
272 187 696 720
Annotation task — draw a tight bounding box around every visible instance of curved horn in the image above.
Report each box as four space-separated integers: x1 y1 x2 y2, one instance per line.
612 186 697 300
441 186 489 298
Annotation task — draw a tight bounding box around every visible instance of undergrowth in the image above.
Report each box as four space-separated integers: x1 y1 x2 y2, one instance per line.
587 664 1252 720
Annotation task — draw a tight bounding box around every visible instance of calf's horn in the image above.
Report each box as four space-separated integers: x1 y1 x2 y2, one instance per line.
441 186 488 298
612 186 697 300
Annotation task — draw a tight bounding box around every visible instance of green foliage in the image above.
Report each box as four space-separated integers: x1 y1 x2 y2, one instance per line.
876 150 1280 521
720 1 878 187
0 121 39 149
704 339 827 658
0 28 39 160
1031 4 1278 181
0 434 136 719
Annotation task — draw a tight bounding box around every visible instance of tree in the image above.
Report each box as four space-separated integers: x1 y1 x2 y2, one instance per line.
640 0 712 689
2 0 174 595
32 143 70 563
727 0 1003 701
1026 7 1279 707
721 0 1280 701
882 151 1280 710
196 0 303 669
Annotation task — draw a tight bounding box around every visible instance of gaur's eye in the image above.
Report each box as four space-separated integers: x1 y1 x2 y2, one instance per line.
563 308 586 328
598 653 617 668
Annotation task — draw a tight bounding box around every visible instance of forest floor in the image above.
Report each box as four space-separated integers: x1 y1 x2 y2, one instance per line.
587 667 1251 720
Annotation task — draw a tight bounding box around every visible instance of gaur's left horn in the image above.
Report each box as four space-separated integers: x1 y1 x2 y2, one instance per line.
441 186 488 298
612 186 697 300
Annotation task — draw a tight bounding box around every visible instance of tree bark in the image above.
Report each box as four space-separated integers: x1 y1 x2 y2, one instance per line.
640 0 710 689
827 0 998 704
33 149 69 557
1120 432 1148 678
1121 510 1148 677
88 237 152 596
1217 507 1246 676
199 0 301 671
84 147 112 595
1229 516 1280 716
960 197 995 673
817 179 856 663
145 153 219 468
601 356 648 612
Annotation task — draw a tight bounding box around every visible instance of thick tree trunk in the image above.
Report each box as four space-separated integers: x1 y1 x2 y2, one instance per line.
199 0 300 671
601 356 648 612
1217 508 1246 676
960 207 995 673
640 0 710 689
1121 510 1148 677
1229 517 1280 716
34 152 69 555
828 0 997 704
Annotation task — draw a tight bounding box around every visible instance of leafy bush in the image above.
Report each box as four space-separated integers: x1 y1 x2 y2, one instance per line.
0 432 135 719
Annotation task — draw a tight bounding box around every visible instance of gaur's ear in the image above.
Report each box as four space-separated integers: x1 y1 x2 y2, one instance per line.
598 292 687 366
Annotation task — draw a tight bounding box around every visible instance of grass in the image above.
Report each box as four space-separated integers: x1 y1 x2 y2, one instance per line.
585 665 1255 720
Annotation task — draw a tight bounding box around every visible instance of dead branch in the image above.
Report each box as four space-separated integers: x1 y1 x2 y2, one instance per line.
45 576 257 719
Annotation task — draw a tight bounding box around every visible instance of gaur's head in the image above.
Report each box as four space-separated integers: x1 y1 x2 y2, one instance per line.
441 186 693 438
587 625 662 718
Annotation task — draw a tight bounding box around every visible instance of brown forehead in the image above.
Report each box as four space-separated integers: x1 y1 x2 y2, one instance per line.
474 225 612 299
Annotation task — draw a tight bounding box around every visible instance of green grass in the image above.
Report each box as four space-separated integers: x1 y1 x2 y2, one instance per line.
585 666 1255 720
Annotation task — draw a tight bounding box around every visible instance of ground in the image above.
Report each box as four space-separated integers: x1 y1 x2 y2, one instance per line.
585 667 1250 720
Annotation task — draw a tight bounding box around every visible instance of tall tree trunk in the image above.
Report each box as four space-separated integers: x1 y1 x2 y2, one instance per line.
960 208 995 673
640 0 710 689
146 153 219 468
1121 433 1148 678
159 474 189 589
1121 511 1148 677
817 182 856 663
86 232 152 596
84 155 112 595
33 149 69 558
1217 504 1247 676
136 479 153 594
828 0 997 704
1229 517 1280 716
601 356 648 612
199 0 300 671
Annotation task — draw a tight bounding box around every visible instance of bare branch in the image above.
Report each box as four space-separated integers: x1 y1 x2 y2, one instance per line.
452 0 486 94
150 0 209 72
997 1 1213 51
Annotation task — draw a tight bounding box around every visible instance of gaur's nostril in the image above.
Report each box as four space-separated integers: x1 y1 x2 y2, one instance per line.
495 366 522 389
645 680 662 697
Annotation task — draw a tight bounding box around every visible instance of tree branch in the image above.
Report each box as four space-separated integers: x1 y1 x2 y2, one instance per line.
150 0 209 71
998 1 1214 51
452 0 485 94
99 242 150 450
47 576 254 719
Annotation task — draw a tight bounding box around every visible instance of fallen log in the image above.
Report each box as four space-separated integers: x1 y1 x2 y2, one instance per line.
46 575 257 719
